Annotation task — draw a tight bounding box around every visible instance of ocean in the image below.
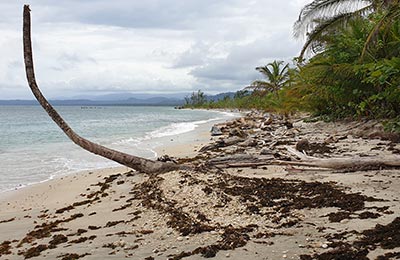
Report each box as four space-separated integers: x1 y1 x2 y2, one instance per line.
0 105 235 192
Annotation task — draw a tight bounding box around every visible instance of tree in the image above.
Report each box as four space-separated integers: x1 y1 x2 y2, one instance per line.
184 90 206 107
296 14 400 119
234 89 250 99
23 5 179 174
294 0 400 59
249 60 290 98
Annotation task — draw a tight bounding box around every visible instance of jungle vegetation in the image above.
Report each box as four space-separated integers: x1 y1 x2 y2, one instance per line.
185 0 400 127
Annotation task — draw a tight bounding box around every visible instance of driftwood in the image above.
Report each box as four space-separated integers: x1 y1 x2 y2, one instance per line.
199 136 244 152
217 161 274 168
208 154 255 164
284 146 400 170
208 145 400 171
207 154 274 168
22 5 179 174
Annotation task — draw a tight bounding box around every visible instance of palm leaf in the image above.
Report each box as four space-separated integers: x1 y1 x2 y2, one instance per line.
298 5 372 59
294 0 371 38
361 2 400 59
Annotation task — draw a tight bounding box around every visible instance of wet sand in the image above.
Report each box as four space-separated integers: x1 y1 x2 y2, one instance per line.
0 112 399 259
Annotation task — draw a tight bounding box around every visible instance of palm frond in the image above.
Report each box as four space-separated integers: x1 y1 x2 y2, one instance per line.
246 80 275 94
298 5 372 59
256 66 274 81
278 63 290 79
294 0 372 38
361 2 400 59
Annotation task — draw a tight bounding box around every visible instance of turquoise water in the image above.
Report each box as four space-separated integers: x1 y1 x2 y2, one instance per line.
0 106 234 192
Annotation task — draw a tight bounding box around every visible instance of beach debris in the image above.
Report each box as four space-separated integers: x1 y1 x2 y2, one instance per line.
0 241 12 256
69 235 96 244
48 234 68 249
23 244 48 259
198 136 244 152
207 154 254 165
301 217 400 259
284 146 400 170
157 155 178 164
218 136 245 147
57 253 91 260
105 220 125 228
229 128 247 138
296 139 309 152
0 218 16 224
239 137 258 147
211 126 223 136
18 213 83 247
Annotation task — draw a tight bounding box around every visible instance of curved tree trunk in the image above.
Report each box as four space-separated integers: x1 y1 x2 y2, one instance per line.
22 5 179 174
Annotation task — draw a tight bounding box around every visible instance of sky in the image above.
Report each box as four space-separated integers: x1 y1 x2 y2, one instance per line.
0 0 311 99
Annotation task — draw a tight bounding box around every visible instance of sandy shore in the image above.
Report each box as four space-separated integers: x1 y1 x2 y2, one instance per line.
152 113 234 158
1 112 399 260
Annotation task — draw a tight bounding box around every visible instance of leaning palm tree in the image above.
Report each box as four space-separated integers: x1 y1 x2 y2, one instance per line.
23 5 179 174
248 60 290 98
294 0 400 59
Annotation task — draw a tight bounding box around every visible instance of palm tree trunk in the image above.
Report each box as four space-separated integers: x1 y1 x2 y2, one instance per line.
22 5 179 174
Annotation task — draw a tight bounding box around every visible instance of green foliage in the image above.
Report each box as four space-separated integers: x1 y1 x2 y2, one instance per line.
184 90 206 108
383 117 400 133
248 61 290 98
296 16 400 120
194 81 309 116
294 0 400 59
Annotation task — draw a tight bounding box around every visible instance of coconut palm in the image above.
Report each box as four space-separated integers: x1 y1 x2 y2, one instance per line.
23 5 179 174
294 0 400 59
249 60 290 98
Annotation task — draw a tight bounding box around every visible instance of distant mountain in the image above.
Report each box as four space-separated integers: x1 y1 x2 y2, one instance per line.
0 97 184 106
71 92 189 101
0 92 237 106
206 92 235 102
0 100 40 105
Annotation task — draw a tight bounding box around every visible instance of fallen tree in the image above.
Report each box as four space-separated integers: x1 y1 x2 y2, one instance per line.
283 146 400 170
22 5 179 174
206 145 400 171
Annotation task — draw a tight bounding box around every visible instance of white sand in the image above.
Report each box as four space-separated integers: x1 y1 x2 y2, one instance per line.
0 114 399 260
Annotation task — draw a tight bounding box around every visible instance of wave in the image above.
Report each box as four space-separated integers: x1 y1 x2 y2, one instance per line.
113 110 239 147
148 118 218 138
112 137 141 145
114 117 222 145
217 111 237 117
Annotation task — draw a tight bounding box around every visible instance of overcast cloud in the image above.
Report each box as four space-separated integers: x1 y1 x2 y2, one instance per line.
0 0 311 99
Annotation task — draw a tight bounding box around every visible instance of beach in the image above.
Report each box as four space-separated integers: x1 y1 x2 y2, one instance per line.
0 106 237 193
1 112 400 259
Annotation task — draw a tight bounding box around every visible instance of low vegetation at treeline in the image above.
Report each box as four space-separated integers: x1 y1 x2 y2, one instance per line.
185 0 400 130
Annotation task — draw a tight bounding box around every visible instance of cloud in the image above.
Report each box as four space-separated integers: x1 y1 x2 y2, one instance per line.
184 32 303 92
171 41 210 68
0 0 311 99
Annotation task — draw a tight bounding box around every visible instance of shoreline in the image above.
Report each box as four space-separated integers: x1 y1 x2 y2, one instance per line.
152 112 240 158
0 108 240 195
0 109 236 204
0 111 399 259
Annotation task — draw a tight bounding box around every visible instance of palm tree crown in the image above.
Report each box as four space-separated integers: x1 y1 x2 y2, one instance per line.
249 60 290 97
294 0 400 59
